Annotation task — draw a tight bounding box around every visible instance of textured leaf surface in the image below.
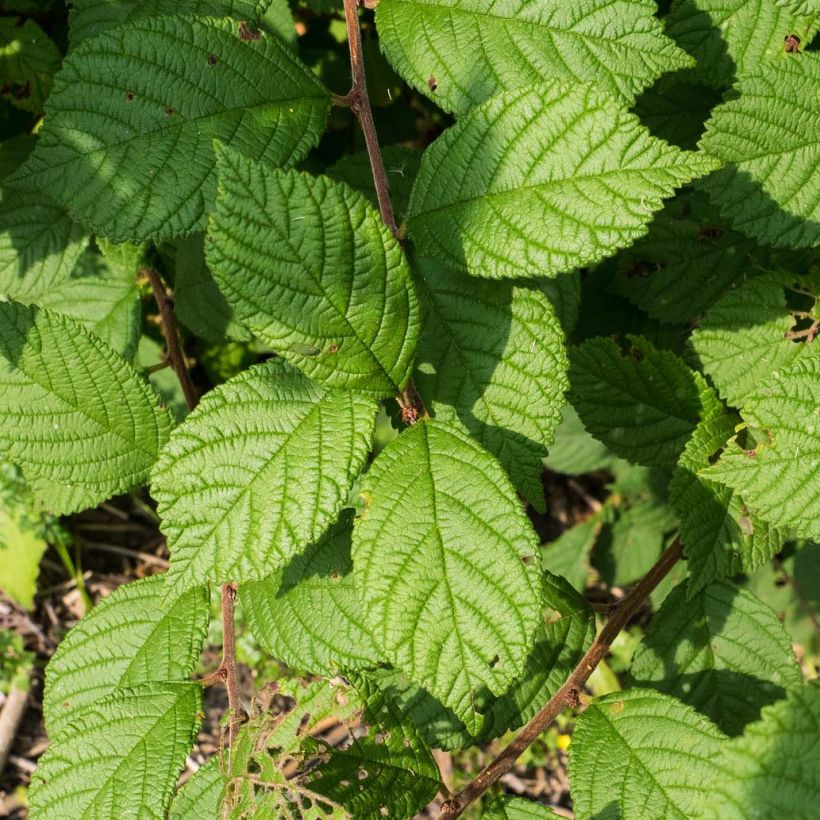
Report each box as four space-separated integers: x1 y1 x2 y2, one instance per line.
569 336 712 469
667 0 815 88
613 191 753 323
11 16 329 243
0 302 172 514
208 149 419 396
376 0 692 115
630 580 802 735
413 257 568 511
241 510 382 675
671 404 784 594
352 420 542 734
69 0 264 42
0 18 61 112
484 796 561 818
44 574 209 736
704 354 820 539
541 515 601 593
154 360 376 591
690 273 807 406
569 689 726 818
29 682 201 820
407 82 718 280
699 58 820 248
169 756 225 820
543 402 619 475
774 0 819 16
707 682 820 818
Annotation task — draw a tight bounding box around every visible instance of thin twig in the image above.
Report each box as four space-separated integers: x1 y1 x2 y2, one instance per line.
221 582 242 747
438 537 684 818
75 538 169 569
143 266 198 411
0 682 29 774
341 0 397 235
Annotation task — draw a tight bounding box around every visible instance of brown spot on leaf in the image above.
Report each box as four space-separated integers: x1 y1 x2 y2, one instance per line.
784 34 801 53
164 106 175 116
207 53 218 65
125 90 135 101
238 20 262 40
697 225 723 242
427 75 437 92
327 343 339 354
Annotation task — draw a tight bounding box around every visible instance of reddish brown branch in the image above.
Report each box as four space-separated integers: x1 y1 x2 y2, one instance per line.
220 582 242 746
143 266 198 412
438 537 684 818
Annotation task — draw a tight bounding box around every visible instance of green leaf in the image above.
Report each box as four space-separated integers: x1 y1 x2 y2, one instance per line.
306 676 441 819
44 574 209 736
10 16 330 243
690 272 811 407
328 145 421 224
671 403 785 594
68 0 266 43
543 402 620 475
352 420 543 735
136 336 189 422
407 82 719 280
774 0 819 17
541 515 601 593
0 18 61 112
376 0 692 115
29 682 202 820
169 756 225 820
707 682 820 818
703 354 820 540
569 336 713 469
153 359 376 592
666 0 816 88
698 57 820 248
630 580 802 735
0 302 173 515
613 191 754 324
569 689 727 818
208 148 420 397
173 233 253 343
413 257 568 512
261 0 297 46
484 795 562 818
241 510 383 676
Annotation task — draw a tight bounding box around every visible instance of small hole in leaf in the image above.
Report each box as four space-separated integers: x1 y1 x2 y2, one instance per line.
207 53 218 65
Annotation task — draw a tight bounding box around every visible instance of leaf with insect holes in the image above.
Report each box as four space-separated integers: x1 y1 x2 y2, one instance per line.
703 354 820 540
241 510 383 676
376 0 692 115
68 0 266 43
706 682 820 818
690 272 812 408
630 580 802 735
29 682 202 820
569 336 715 470
569 689 727 818
44 575 209 736
407 82 719 280
698 57 820 248
671 401 785 595
352 420 543 735
666 0 817 88
9 16 329 243
207 147 420 397
413 256 568 512
0 302 172 515
153 359 377 592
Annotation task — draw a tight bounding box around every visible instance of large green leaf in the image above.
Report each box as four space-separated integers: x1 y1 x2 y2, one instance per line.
671 403 784 594
667 0 816 88
0 302 172 515
704 354 820 540
241 510 383 676
569 689 726 818
153 360 376 592
707 682 820 818
376 0 692 115
413 257 567 511
0 17 61 112
29 682 202 820
68 0 265 43
569 336 714 469
407 82 718 280
690 272 809 407
352 420 543 735
10 16 329 243
630 580 802 735
169 757 225 820
207 148 419 396
613 191 753 324
44 575 209 736
699 57 820 248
